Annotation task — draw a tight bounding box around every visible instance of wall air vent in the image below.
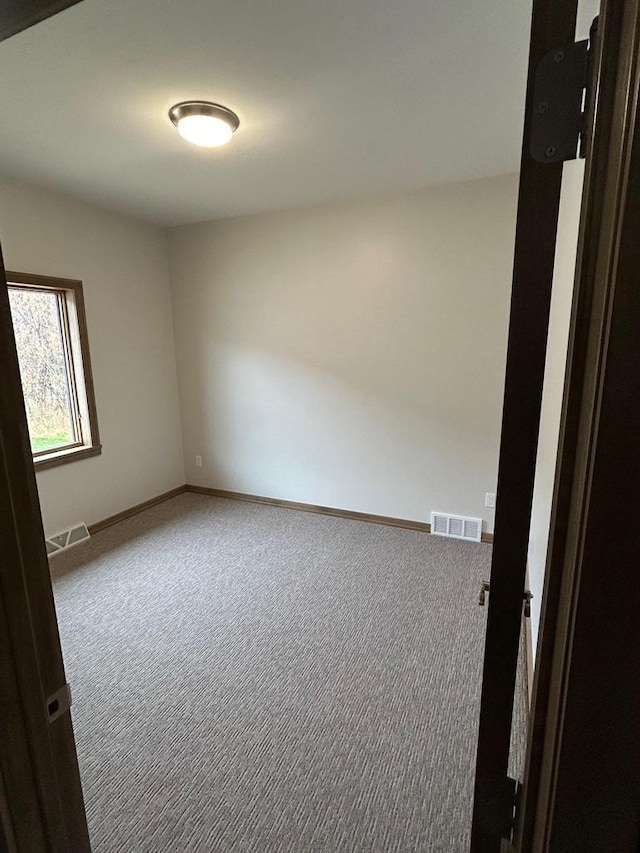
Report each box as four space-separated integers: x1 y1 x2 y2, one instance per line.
46 523 90 557
430 512 482 543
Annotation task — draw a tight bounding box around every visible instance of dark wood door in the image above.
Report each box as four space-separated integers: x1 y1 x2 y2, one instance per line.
0 252 91 852
0 1 83 42
518 0 640 848
472 0 640 848
470 0 582 847
0 6 90 852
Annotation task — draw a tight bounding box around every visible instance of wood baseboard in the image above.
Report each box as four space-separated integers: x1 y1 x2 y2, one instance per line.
87 485 186 535
185 484 494 542
87 483 494 545
185 484 431 533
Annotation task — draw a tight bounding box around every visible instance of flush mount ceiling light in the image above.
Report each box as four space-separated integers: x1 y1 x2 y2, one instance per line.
169 101 240 148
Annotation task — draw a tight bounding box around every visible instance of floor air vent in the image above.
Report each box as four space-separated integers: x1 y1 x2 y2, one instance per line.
431 512 482 542
46 523 90 557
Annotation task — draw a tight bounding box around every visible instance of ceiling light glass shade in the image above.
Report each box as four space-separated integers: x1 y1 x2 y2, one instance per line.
169 101 240 148
177 114 233 147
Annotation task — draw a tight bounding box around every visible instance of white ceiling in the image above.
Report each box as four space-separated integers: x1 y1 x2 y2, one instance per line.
0 0 532 226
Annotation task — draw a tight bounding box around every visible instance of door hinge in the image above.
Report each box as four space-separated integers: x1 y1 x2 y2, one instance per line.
477 582 533 616
530 16 599 163
46 683 72 724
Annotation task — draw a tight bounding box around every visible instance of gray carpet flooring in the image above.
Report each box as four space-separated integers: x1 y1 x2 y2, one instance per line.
50 493 527 852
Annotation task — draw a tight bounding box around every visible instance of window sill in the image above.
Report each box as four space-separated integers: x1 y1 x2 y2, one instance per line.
34 444 102 471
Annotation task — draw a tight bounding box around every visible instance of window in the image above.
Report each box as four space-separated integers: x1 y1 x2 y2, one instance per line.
8 272 101 470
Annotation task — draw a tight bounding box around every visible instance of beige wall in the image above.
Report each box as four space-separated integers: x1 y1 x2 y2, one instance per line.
0 179 185 535
527 161 585 654
168 175 517 532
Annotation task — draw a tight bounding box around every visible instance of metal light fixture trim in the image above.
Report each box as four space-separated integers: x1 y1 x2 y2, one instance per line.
168 101 240 147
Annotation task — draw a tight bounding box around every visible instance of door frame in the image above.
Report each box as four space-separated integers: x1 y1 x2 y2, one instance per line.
0 251 91 852
470 0 640 846
0 1 83 43
519 0 640 847
470 0 580 844
0 9 90 853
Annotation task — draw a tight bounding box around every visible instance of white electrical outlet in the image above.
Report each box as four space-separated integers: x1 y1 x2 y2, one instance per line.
195 455 203 468
485 492 496 508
